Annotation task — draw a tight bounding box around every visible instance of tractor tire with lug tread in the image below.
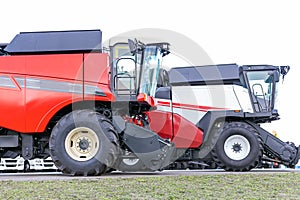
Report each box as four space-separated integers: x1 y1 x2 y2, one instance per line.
211 121 263 171
49 110 119 176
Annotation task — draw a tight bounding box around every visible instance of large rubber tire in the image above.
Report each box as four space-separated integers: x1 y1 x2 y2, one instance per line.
211 122 263 171
49 110 119 176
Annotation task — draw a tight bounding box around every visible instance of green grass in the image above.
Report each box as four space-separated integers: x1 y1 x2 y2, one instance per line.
1 173 299 199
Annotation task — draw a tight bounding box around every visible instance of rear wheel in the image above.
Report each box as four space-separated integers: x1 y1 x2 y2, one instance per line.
211 121 263 171
49 110 119 176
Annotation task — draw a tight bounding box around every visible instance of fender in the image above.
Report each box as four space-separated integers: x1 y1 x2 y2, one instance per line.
32 94 114 133
33 97 83 133
197 110 244 141
196 110 244 158
197 110 276 142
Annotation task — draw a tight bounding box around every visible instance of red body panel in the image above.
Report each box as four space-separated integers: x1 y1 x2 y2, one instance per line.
148 110 173 140
84 53 109 84
148 110 203 148
0 55 26 74
83 53 115 101
172 113 203 148
0 75 26 131
0 53 113 133
25 81 83 132
26 54 84 80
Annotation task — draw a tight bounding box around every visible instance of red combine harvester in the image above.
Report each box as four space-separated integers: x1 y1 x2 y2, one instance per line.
0 30 299 175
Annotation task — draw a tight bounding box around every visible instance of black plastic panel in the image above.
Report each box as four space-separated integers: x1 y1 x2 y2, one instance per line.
4 30 102 54
169 64 241 86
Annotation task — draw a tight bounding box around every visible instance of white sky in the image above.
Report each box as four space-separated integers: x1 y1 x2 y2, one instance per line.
1 0 299 145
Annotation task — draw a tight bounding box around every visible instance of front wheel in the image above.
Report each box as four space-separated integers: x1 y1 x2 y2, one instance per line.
211 122 263 171
49 110 119 176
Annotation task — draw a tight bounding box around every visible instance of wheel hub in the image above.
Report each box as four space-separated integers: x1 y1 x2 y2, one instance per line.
65 127 99 162
77 138 90 151
232 143 242 153
224 135 251 161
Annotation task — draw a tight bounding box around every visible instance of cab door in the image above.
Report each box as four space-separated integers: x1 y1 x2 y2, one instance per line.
110 43 138 99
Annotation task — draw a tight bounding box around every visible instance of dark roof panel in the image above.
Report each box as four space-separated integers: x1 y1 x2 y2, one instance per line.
169 64 241 85
4 30 102 54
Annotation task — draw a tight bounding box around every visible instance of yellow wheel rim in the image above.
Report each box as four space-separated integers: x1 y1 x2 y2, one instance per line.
65 127 99 162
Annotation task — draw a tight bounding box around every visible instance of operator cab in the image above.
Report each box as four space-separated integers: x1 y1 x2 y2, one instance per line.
111 39 169 105
240 65 289 118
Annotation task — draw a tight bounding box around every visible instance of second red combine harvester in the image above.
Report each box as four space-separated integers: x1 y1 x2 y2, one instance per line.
0 30 299 175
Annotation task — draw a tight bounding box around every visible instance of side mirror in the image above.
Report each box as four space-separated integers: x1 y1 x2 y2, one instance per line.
128 39 137 55
280 66 290 76
128 39 145 55
280 66 290 82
